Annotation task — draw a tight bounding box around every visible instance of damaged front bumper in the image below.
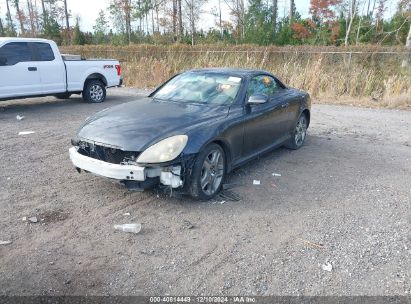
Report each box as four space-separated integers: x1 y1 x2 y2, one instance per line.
69 147 184 190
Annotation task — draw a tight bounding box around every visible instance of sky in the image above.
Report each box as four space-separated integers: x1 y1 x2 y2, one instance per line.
0 0 400 33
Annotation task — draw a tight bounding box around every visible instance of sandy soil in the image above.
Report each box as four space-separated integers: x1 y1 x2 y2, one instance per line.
0 88 410 296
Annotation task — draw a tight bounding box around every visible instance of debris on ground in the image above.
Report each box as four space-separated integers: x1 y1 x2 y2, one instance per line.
222 183 243 190
22 216 38 223
0 240 12 245
322 262 333 272
217 189 241 202
28 216 38 223
219 200 226 204
297 237 324 249
123 212 131 216
114 223 141 234
18 131 35 135
182 220 194 229
16 115 25 121
253 180 261 185
139 249 155 255
272 173 282 177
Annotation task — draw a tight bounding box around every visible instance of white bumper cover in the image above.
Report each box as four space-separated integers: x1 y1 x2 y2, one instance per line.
69 147 183 188
69 147 145 181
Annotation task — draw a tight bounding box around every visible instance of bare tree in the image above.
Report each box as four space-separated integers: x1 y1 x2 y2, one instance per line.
26 0 38 35
63 0 69 29
289 0 295 22
224 0 245 41
344 0 358 46
177 0 183 40
12 0 26 35
375 0 386 32
272 0 277 36
0 15 4 36
184 0 207 45
109 0 132 44
40 0 48 31
172 0 177 40
6 0 17 35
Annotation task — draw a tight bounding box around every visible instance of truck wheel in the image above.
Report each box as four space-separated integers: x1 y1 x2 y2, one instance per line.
83 80 106 103
55 93 72 99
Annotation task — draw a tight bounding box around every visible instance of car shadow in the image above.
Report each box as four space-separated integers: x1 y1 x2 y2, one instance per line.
118 134 335 207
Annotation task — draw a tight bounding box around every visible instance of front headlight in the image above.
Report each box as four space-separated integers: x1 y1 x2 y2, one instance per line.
136 135 188 163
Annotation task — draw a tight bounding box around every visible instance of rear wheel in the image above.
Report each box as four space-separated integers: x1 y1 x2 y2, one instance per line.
82 80 106 103
189 143 226 200
285 113 308 150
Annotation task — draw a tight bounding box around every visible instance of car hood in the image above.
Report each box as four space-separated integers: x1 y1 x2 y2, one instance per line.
77 97 229 151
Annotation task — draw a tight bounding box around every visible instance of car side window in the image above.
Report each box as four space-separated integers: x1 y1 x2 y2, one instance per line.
31 42 55 61
0 42 33 65
247 75 280 98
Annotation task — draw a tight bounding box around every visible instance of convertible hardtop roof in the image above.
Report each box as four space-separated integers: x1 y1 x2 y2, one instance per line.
188 68 271 77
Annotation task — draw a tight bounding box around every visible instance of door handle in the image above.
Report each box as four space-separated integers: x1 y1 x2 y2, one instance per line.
28 67 37 71
281 102 289 108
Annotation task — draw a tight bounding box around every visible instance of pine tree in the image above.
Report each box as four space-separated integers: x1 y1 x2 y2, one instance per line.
72 19 86 45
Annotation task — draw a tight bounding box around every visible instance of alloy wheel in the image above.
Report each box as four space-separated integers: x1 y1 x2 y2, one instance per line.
295 115 307 146
90 85 104 102
200 149 224 196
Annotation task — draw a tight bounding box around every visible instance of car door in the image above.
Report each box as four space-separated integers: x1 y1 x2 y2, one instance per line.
242 75 290 157
30 42 66 94
0 42 42 99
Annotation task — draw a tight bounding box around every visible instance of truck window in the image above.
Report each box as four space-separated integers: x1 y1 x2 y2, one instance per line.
0 42 33 65
31 42 55 61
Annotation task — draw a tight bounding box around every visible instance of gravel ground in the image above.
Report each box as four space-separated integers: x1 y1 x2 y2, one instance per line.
0 88 410 296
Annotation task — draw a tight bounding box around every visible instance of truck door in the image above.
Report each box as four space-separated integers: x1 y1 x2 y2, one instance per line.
30 42 66 94
0 42 42 99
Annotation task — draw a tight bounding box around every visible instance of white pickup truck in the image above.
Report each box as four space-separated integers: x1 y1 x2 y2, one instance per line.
0 38 122 103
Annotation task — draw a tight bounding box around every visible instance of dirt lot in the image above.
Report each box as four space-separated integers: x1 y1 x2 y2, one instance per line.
0 88 410 296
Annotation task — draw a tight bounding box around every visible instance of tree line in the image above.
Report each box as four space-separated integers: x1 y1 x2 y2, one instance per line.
0 0 410 47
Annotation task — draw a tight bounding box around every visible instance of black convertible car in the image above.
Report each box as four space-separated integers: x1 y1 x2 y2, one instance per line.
69 68 310 199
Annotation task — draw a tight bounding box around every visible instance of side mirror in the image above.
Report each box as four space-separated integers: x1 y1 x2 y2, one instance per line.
247 94 268 105
0 56 7 66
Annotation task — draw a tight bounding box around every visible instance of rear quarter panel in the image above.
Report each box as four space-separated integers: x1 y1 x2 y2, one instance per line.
65 60 120 92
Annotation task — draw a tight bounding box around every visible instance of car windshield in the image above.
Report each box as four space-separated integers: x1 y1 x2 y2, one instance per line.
153 72 242 106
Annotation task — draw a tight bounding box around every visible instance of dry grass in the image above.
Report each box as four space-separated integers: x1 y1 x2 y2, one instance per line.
60 45 411 109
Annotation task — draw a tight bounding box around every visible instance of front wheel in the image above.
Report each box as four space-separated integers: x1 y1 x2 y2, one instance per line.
188 143 226 200
285 113 308 150
82 80 106 103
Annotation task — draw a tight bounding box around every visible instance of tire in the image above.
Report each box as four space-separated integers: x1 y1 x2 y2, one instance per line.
82 80 106 103
188 143 226 200
285 113 308 150
54 93 72 99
